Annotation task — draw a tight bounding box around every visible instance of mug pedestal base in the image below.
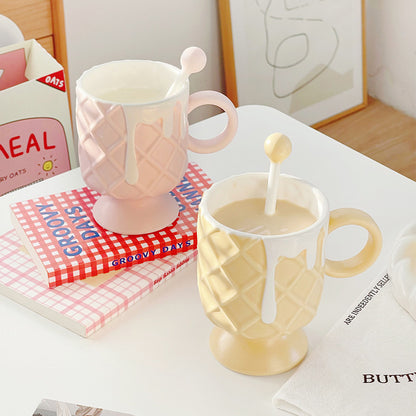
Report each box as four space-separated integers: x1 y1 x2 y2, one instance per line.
209 327 308 376
92 193 179 235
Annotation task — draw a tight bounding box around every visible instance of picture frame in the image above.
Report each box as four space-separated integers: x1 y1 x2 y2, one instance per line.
218 0 367 128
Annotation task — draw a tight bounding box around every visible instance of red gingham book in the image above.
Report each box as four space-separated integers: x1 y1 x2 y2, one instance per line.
0 229 197 337
10 162 210 288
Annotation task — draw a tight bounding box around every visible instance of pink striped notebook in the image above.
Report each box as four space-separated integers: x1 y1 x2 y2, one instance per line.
0 229 196 337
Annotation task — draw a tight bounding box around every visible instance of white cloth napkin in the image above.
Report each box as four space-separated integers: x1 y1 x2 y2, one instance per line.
273 273 416 416
388 222 416 321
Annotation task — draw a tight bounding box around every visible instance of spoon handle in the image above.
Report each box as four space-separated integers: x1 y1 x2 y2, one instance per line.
165 73 187 98
264 161 280 216
164 47 207 98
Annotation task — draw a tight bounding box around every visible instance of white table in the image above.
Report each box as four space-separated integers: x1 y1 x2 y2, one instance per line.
0 105 414 415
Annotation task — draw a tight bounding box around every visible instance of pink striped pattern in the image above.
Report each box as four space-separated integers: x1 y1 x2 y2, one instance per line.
0 230 197 337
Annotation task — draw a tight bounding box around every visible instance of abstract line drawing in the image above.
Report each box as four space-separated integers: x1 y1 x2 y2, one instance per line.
256 0 339 98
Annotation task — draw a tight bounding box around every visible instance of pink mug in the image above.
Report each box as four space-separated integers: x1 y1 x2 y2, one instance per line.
76 59 238 234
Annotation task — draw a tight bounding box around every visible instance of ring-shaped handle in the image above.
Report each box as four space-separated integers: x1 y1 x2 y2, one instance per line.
325 208 382 278
187 90 238 154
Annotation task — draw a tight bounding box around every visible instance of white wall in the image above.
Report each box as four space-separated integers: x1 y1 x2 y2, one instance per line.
63 0 224 131
366 0 416 118
64 0 416 140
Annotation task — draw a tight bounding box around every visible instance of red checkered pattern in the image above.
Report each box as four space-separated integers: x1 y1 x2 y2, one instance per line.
0 230 197 337
10 162 211 287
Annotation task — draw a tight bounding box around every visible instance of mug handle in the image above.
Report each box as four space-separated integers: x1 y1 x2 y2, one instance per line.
325 208 382 278
187 90 238 154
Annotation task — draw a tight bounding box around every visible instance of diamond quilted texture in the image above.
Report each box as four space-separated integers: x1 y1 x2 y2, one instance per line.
197 212 327 340
275 295 306 330
82 139 127 196
198 214 268 337
240 279 265 312
77 92 189 200
197 213 218 235
275 255 304 287
81 136 106 164
92 158 124 189
195 239 217 276
136 159 161 188
304 273 324 310
135 123 162 153
169 149 188 177
105 141 126 167
150 136 177 166
290 258 318 297
272 243 325 334
221 295 259 331
78 153 103 193
270 255 324 336
221 250 264 291
90 108 126 150
197 272 221 315
133 117 188 197
197 267 237 334
205 270 237 302
207 229 240 264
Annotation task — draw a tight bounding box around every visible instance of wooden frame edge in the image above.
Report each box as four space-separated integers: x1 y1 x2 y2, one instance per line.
218 0 238 107
313 0 367 128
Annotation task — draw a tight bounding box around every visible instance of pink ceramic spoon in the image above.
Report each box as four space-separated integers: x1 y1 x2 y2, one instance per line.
165 47 207 98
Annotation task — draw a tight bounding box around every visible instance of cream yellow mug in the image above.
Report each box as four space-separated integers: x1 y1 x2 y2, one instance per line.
197 173 382 376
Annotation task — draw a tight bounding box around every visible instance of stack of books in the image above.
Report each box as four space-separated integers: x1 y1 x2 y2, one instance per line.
0 162 211 337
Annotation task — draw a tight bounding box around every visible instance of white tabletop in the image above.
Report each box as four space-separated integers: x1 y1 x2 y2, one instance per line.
1 105 415 415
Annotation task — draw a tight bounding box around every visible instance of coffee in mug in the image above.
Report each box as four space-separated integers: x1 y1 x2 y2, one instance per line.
197 172 382 376
213 198 316 235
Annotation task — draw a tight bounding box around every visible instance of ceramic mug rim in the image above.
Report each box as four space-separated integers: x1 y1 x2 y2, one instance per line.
200 172 330 240
76 59 188 107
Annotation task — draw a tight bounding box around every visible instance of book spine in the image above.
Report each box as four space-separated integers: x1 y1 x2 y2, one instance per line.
46 231 197 288
153 250 197 287
107 235 196 268
84 250 197 337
